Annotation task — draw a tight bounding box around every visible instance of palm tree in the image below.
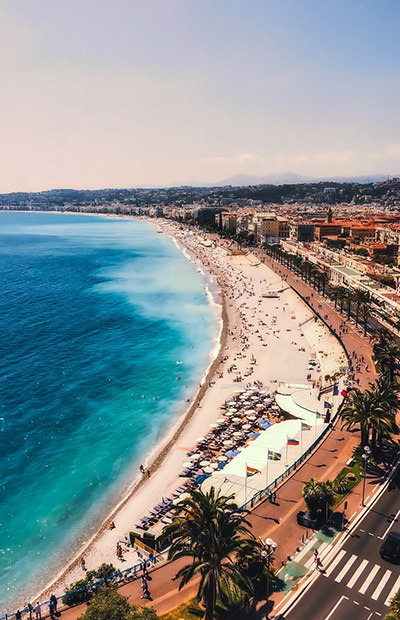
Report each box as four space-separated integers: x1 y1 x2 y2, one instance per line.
335 286 347 314
372 327 400 382
353 289 370 326
163 487 260 620
302 478 336 519
340 382 399 454
320 271 329 296
359 303 370 337
340 389 376 447
368 377 399 451
385 590 400 619
345 288 354 320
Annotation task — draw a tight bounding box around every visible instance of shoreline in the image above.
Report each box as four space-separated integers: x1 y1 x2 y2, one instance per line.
6 213 346 613
32 217 230 605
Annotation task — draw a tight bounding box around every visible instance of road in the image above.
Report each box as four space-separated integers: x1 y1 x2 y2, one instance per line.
279 465 400 620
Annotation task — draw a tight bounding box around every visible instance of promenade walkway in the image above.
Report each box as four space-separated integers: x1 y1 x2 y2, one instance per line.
28 249 381 620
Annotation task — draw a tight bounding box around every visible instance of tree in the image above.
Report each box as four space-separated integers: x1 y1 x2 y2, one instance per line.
359 303 370 337
340 382 399 454
78 588 158 620
373 333 400 383
340 388 377 447
163 487 260 620
302 479 336 518
385 590 400 619
352 289 369 326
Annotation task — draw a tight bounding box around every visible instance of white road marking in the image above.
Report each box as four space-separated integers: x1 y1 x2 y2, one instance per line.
335 554 357 583
384 575 400 606
325 549 346 576
371 569 392 600
359 564 380 594
347 559 369 588
324 595 348 620
379 505 400 540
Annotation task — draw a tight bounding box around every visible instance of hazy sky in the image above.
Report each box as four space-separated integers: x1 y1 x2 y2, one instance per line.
1 0 399 192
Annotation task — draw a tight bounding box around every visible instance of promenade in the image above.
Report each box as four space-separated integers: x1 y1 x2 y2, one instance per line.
44 247 381 620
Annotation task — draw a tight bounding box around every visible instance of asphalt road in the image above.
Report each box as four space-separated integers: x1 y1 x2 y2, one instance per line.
279 465 400 620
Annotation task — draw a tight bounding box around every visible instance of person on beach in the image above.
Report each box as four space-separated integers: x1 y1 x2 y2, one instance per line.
34 601 42 619
81 557 86 571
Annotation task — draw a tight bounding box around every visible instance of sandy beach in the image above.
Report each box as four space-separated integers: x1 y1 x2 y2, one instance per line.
36 220 346 604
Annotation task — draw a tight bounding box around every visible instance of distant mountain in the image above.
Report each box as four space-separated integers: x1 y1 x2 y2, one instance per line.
206 172 395 187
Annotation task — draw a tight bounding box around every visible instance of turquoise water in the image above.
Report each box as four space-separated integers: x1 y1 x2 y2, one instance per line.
0 212 219 613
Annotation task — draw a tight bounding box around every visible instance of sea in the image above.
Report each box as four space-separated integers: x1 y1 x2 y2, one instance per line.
0 211 220 614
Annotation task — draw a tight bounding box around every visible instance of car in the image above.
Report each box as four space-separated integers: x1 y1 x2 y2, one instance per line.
380 531 400 563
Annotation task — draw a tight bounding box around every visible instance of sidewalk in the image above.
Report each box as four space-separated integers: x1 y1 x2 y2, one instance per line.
34 252 379 620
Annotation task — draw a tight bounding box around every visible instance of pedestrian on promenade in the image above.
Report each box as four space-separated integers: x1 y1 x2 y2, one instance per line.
34 601 42 619
313 549 322 570
49 599 55 619
141 577 151 600
50 594 58 616
15 610 22 620
27 602 33 619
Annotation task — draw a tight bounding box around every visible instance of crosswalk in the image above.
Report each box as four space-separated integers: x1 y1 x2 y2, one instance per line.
319 549 400 606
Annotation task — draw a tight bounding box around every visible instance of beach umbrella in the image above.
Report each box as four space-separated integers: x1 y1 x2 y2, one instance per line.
216 418 225 423
232 417 241 422
210 423 219 429
217 455 228 462
251 396 258 400
204 466 214 474
247 415 256 421
200 460 210 467
196 436 206 442
242 423 251 430
182 462 193 468
189 453 201 460
245 409 256 414
209 462 219 470
232 431 242 437
225 411 236 417
227 401 236 405
223 439 234 446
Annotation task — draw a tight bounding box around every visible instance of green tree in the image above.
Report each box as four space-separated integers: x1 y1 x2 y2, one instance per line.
384 590 400 619
373 331 400 382
340 388 377 447
163 487 260 620
359 303 370 337
78 588 158 620
302 479 336 518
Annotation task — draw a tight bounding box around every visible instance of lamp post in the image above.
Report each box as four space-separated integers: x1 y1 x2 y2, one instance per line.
361 445 371 506
260 537 278 600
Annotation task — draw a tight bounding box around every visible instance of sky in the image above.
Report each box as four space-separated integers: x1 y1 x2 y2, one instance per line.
0 0 399 192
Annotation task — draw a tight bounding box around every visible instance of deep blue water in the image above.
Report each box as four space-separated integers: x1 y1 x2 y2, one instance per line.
0 212 219 613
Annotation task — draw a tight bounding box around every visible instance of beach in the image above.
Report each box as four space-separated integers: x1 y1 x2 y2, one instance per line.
35 219 346 604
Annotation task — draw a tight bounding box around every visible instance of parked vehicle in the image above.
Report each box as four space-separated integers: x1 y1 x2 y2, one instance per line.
380 531 400 563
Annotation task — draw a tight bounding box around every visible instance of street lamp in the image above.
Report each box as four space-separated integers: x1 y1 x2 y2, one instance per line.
361 445 371 506
260 537 278 600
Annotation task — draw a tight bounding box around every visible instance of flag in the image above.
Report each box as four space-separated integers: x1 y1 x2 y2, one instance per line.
333 384 339 396
246 465 260 477
324 401 332 409
301 422 312 431
268 450 282 461
287 438 299 446
340 388 348 397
